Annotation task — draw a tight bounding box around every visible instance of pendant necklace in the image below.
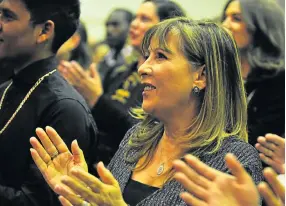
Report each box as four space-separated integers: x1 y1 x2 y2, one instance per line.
156 145 177 176
157 163 165 176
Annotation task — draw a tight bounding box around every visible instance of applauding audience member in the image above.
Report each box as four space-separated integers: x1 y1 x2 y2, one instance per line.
222 0 285 147
255 133 285 174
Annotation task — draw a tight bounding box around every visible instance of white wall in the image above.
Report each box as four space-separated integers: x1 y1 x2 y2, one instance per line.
81 0 228 43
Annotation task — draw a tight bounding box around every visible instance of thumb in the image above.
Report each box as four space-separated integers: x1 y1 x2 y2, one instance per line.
97 161 118 186
71 140 86 166
89 63 98 78
225 153 252 184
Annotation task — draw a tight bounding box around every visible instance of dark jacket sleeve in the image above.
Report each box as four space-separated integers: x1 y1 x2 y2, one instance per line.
247 71 285 146
248 92 285 145
0 99 98 206
91 94 137 143
107 124 139 172
40 98 98 158
0 164 59 206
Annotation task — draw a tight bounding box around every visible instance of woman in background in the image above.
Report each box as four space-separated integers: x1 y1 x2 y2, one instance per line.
222 0 285 147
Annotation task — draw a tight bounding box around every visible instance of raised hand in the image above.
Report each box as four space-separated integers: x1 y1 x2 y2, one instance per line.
30 126 88 193
255 133 285 174
173 153 259 206
258 168 285 206
55 162 127 206
58 60 103 107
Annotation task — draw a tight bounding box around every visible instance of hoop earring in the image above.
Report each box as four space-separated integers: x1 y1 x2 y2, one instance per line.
192 86 200 96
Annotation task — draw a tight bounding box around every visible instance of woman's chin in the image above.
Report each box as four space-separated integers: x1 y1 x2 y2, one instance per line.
142 104 154 115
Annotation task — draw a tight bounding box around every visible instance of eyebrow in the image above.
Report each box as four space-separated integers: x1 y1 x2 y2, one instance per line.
149 46 173 55
231 13 242 16
225 10 242 16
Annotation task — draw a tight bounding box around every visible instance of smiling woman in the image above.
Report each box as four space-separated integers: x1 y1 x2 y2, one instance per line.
30 17 263 206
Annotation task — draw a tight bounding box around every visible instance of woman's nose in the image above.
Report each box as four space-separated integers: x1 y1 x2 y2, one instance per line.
138 65 152 78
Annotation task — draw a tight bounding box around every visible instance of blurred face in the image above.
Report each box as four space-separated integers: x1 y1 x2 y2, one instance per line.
129 2 160 50
0 0 39 63
222 0 252 49
138 34 194 118
105 11 130 49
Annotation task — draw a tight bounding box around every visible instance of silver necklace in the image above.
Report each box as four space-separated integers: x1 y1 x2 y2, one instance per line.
0 69 56 135
157 163 166 176
156 146 177 176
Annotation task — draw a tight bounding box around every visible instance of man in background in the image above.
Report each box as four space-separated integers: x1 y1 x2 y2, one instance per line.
92 8 133 83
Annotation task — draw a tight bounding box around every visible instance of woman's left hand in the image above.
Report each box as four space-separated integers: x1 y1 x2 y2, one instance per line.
55 162 127 206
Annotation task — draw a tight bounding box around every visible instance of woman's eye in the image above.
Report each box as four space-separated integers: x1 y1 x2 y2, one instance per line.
232 15 242 22
157 52 167 59
141 16 150 22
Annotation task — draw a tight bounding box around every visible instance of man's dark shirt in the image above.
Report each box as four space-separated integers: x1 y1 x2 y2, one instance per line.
0 56 98 206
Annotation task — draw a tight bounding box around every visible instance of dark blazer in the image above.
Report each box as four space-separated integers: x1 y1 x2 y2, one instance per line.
90 60 142 166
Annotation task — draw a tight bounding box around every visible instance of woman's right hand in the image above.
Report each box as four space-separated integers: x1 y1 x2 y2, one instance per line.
30 126 88 193
173 153 259 206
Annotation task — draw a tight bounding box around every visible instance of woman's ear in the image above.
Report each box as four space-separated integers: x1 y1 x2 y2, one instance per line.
36 20 55 44
193 65 207 90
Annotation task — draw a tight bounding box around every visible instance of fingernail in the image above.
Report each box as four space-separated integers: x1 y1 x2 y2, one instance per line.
61 176 68 182
184 154 193 160
74 139 78 146
62 61 69 67
227 153 236 159
98 161 105 168
55 184 62 191
71 168 79 174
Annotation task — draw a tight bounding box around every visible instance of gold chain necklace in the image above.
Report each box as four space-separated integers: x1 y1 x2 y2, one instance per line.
0 69 57 135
